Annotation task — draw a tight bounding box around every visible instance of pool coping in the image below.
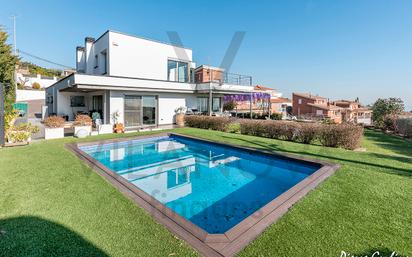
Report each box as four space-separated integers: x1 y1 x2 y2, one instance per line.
66 132 340 257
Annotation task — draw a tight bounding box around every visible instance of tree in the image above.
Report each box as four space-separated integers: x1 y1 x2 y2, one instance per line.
0 27 19 112
223 100 237 111
372 98 404 128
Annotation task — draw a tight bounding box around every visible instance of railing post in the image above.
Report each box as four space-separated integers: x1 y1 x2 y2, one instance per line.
0 83 5 147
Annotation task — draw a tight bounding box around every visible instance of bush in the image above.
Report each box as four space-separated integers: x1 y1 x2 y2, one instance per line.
240 120 363 150
396 118 412 138
270 113 282 120
6 123 39 143
186 116 364 150
223 101 237 111
226 122 240 133
318 124 364 150
44 116 65 128
32 82 41 90
295 123 320 144
184 116 233 132
17 83 24 89
74 114 92 126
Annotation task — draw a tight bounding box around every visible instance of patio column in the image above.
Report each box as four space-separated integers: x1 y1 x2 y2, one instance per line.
208 85 213 116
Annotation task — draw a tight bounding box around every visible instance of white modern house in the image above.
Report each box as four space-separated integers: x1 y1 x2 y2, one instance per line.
46 30 254 129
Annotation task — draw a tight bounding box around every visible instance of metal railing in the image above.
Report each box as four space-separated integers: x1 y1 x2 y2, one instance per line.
222 72 252 86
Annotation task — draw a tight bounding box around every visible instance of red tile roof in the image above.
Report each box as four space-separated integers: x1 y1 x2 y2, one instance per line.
293 92 327 100
271 97 291 103
254 85 276 91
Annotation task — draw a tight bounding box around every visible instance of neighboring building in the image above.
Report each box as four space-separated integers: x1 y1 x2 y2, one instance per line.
292 92 372 124
232 85 288 115
333 99 372 125
46 30 255 128
16 73 58 89
270 97 292 115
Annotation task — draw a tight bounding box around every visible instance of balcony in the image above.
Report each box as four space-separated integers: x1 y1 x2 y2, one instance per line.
194 66 252 86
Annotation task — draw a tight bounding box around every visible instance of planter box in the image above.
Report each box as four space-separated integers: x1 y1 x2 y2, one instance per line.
45 127 64 140
74 126 92 137
98 124 113 135
175 114 185 127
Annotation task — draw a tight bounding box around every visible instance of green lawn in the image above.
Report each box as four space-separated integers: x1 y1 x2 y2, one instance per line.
0 128 411 257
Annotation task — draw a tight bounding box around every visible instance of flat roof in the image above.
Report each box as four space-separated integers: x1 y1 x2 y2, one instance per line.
93 30 192 50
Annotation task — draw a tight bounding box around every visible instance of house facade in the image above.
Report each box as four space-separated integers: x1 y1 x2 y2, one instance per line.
292 93 372 124
46 30 254 128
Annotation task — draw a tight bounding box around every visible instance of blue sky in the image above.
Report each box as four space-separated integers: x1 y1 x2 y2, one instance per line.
1 0 411 110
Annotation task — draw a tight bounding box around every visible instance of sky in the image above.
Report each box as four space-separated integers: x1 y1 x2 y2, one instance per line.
1 0 411 110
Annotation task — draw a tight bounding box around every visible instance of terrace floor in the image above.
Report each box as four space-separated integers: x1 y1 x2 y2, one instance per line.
0 128 411 257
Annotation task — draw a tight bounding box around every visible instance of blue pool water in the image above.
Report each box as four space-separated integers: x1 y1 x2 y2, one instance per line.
80 135 319 233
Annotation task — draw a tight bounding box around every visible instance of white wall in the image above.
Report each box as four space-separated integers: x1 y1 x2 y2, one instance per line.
158 93 196 125
16 89 45 101
109 91 197 126
16 73 57 88
108 31 193 80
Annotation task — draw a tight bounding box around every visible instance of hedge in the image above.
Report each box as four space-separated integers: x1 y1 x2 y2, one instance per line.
184 116 233 132
184 116 364 150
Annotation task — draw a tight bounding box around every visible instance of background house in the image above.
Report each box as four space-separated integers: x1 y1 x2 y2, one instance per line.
292 92 372 124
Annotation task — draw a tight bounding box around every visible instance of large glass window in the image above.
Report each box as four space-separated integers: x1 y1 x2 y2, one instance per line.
142 96 156 125
124 96 142 128
212 97 221 112
168 60 189 82
197 98 208 113
124 95 157 127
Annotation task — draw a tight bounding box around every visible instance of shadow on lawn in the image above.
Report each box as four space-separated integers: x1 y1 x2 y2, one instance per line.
0 216 108 257
220 135 412 177
364 129 412 157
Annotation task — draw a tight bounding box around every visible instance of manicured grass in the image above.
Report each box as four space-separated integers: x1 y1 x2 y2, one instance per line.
1 128 411 256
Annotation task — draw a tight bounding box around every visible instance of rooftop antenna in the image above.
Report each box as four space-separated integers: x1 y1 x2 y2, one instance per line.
10 15 17 55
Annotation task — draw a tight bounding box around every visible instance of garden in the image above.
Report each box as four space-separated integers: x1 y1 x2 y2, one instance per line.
0 126 411 257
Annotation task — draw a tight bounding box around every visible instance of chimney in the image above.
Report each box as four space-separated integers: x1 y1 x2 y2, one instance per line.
84 37 95 74
76 46 86 73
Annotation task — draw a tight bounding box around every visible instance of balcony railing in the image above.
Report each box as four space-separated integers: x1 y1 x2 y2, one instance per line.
195 68 253 86
222 72 252 86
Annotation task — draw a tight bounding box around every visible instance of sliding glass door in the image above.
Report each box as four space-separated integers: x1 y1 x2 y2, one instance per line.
142 96 156 125
124 95 157 128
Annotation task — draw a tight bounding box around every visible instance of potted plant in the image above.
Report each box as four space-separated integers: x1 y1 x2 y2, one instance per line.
175 106 187 127
5 123 39 146
44 116 65 139
112 111 124 133
114 123 125 133
73 114 93 136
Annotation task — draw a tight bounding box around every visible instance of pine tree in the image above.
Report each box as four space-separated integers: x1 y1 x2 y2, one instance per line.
0 27 19 112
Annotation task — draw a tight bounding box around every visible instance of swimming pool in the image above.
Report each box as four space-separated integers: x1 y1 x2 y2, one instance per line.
69 133 338 256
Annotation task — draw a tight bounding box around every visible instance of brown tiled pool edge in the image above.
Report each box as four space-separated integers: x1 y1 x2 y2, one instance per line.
66 133 340 257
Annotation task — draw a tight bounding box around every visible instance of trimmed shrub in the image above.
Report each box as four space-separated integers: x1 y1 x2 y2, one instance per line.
184 116 233 132
226 122 240 133
32 82 41 90
295 123 320 144
74 114 92 126
186 116 364 150
270 113 282 120
44 116 65 128
319 124 364 150
396 118 412 138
